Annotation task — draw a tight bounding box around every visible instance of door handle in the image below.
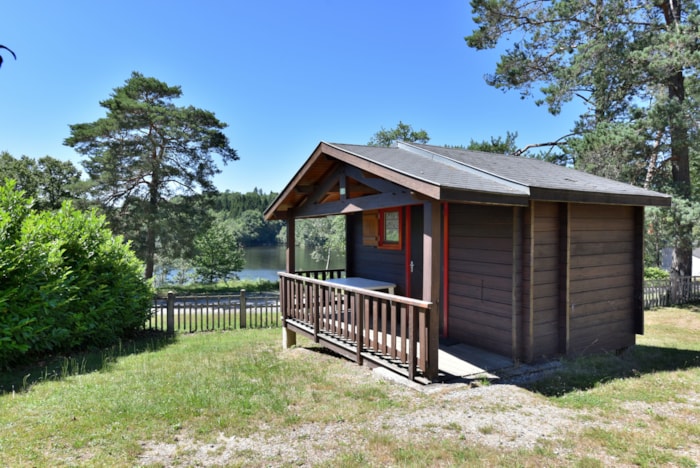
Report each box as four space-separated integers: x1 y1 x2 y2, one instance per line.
410 260 414 273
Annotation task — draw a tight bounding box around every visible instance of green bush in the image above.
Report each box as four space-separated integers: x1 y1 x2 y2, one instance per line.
0 181 153 367
644 266 670 280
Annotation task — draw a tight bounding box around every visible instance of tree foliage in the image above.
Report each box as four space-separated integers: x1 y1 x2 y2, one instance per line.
288 216 347 269
64 72 238 278
212 188 278 218
466 0 700 276
368 121 430 147
0 181 152 367
461 130 520 154
192 219 245 284
0 152 87 210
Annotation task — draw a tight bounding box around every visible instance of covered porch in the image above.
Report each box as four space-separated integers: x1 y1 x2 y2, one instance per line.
280 271 512 383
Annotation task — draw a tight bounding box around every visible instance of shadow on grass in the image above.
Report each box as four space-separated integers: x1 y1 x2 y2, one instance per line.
0 330 176 395
522 344 700 397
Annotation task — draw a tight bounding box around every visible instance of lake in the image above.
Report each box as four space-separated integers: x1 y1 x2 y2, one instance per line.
237 245 346 282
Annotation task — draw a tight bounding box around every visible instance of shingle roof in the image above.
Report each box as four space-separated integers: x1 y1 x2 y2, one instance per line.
329 141 671 205
264 141 671 220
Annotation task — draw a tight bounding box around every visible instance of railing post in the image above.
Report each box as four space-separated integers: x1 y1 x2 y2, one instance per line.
240 289 247 329
281 276 297 348
408 305 417 381
166 291 175 336
313 283 319 343
356 292 364 366
425 304 440 380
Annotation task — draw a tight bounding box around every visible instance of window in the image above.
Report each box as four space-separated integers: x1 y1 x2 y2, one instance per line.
379 208 402 250
362 208 403 249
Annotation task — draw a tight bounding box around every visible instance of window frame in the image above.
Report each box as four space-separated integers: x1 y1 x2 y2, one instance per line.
378 207 403 250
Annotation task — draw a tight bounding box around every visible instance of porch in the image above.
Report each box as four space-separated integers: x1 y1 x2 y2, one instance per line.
280 272 513 383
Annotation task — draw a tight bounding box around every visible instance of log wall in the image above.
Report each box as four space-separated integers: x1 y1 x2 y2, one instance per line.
568 204 636 354
447 204 514 357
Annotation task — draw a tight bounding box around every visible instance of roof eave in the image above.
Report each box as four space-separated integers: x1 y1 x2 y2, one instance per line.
529 187 673 206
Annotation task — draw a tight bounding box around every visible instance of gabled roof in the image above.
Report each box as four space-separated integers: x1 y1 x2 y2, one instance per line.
264 141 671 220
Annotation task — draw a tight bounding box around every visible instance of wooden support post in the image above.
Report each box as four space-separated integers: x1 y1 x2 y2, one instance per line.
633 206 645 334
512 207 523 363
283 212 297 348
422 201 441 380
558 203 571 355
166 291 175 336
239 289 247 329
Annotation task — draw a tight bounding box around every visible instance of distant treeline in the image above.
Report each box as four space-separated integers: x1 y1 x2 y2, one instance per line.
211 188 278 219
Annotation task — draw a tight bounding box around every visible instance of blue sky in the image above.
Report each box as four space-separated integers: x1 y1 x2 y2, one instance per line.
1 1 581 194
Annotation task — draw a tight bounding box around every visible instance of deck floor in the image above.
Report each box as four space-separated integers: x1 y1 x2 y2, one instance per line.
438 343 513 380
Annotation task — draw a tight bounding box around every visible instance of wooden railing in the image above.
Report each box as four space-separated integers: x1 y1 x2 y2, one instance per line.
279 272 436 381
294 268 345 280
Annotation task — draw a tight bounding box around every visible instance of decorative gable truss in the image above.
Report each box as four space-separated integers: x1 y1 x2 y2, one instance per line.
294 163 418 218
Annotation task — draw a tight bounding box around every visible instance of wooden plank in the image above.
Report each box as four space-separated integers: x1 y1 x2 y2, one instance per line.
571 287 634 305
449 247 513 264
570 203 634 219
448 307 513 333
569 319 635 354
570 306 634 328
572 252 634 268
570 275 634 294
571 241 634 256
449 268 515 287
449 204 514 224
570 264 634 281
449 296 511 322
571 229 633 243
449 283 513 306
446 321 513 357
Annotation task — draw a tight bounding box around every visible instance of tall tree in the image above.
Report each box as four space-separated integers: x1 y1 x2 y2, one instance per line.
466 131 519 154
192 219 245 284
0 153 86 209
65 72 238 278
368 121 430 147
466 0 700 278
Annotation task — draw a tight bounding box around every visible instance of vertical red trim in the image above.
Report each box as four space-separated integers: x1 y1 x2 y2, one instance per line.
442 203 449 338
405 207 412 298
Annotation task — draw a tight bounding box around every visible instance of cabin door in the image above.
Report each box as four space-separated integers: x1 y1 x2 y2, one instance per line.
408 205 424 299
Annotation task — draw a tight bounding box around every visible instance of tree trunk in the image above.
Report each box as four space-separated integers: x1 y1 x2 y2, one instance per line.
662 0 692 286
145 166 160 279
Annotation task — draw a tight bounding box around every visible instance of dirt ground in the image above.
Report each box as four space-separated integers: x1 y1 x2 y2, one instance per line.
138 348 699 467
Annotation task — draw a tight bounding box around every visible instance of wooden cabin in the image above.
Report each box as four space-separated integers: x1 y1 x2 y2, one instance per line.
264 141 671 382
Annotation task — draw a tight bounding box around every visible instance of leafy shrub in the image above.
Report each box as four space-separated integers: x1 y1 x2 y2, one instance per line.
644 266 670 280
0 181 153 367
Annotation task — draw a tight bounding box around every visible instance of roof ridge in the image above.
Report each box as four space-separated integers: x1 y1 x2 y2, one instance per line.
397 141 529 194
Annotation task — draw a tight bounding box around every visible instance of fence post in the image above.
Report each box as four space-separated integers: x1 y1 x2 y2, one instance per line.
167 291 175 336
240 289 247 329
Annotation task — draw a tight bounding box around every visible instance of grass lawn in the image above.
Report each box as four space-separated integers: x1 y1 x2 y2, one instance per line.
1 306 699 467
